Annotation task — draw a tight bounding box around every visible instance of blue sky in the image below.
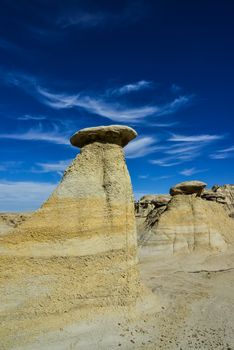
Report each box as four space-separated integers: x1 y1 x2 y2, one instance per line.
0 0 233 211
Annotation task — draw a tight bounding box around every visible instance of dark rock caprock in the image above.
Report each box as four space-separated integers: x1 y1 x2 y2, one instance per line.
170 180 207 196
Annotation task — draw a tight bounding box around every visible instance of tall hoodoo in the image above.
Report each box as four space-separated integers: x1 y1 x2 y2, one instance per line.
0 125 141 347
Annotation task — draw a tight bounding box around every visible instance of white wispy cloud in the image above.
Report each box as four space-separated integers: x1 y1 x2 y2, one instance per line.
150 157 185 167
148 121 179 127
110 80 153 95
138 174 149 179
170 84 182 93
59 12 107 29
210 153 228 160
3 71 36 87
153 175 174 180
179 167 208 176
0 181 56 212
0 164 7 171
210 145 234 159
36 87 192 123
124 136 162 159
0 161 23 172
57 3 147 29
35 159 72 174
164 143 202 155
0 37 21 52
150 142 203 167
17 114 47 121
4 72 192 123
150 133 224 167
168 134 224 142
155 96 193 117
0 126 70 145
37 87 159 122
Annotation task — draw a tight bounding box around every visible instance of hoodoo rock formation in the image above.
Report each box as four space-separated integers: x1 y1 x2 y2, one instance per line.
202 184 234 218
0 125 142 349
140 181 234 257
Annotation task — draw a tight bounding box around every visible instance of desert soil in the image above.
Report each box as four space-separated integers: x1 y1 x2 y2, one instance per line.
4 249 233 350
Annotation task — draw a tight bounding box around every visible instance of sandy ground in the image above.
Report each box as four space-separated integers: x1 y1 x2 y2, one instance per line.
1 213 234 349
3 249 233 350
138 249 234 350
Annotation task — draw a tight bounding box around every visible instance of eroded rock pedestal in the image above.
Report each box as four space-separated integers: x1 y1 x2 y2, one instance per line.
140 181 234 257
0 125 142 348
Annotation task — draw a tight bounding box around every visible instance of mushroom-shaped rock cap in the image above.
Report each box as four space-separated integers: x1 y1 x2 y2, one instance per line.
170 180 207 196
70 125 137 148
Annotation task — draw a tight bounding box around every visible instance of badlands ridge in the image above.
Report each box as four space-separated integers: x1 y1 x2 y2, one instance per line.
0 125 234 350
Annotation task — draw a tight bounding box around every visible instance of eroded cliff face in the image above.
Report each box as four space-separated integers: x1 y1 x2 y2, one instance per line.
0 134 142 349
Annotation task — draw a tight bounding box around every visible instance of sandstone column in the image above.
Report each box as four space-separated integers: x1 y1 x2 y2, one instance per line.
0 125 141 332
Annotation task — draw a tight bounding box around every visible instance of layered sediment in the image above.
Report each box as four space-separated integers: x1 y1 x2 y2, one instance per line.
0 212 30 236
0 125 142 349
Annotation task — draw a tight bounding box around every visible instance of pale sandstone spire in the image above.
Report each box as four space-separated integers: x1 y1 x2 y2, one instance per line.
0 125 142 348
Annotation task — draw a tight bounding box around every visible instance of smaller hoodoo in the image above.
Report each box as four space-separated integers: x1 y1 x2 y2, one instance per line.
140 180 234 257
